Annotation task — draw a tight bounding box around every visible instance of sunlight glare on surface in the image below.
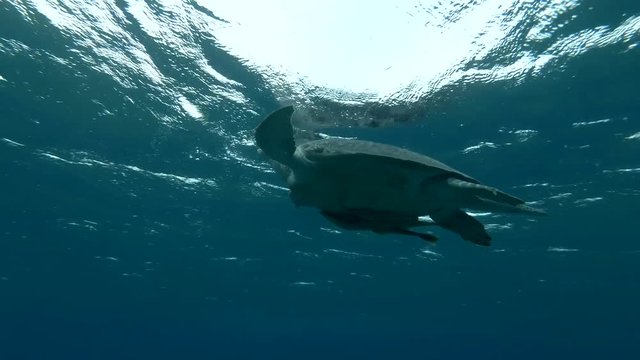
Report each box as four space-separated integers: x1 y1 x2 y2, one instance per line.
197 0 522 96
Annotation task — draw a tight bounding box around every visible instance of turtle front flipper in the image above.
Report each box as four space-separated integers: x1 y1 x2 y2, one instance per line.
378 227 438 243
255 106 296 167
430 208 491 246
320 210 438 243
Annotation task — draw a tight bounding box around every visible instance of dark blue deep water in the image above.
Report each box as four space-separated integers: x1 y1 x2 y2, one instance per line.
1 1 640 359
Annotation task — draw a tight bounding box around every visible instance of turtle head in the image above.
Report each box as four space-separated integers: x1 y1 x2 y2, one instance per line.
255 106 296 167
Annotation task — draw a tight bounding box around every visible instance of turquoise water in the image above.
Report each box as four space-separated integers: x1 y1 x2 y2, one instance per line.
1 1 640 359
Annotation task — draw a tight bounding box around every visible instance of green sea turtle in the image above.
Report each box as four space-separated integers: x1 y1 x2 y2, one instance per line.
255 105 546 246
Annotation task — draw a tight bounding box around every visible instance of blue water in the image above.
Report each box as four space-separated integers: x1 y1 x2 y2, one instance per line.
1 1 640 359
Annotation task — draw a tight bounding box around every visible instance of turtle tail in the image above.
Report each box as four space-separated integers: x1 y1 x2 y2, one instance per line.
255 106 296 167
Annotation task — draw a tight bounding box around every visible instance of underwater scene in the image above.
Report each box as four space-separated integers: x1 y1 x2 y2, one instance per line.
1 1 639 359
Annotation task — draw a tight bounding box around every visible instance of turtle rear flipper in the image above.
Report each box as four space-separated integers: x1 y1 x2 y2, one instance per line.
446 178 547 217
430 209 491 246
